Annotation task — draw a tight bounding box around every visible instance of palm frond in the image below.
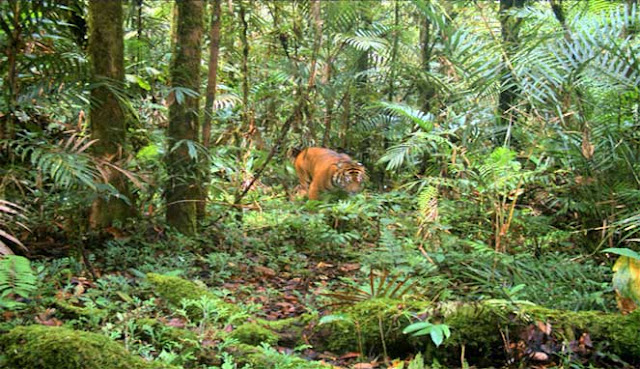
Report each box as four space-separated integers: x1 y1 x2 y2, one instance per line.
0 200 29 255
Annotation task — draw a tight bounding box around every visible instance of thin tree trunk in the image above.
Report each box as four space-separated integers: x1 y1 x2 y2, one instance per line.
341 91 350 149
239 2 251 140
302 0 323 143
307 0 322 91
498 0 525 129
136 0 143 72
322 60 333 147
166 0 204 235
389 0 399 102
88 0 134 229
196 0 222 219
549 0 571 41
0 0 21 140
419 3 435 113
59 0 88 49
376 0 402 188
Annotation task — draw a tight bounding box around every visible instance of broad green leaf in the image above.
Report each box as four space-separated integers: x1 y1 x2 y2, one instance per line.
186 141 198 160
603 248 640 261
430 327 444 347
612 256 640 306
319 314 351 325
402 321 432 335
441 324 451 338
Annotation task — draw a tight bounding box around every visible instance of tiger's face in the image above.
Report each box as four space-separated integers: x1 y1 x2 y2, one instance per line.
333 161 366 194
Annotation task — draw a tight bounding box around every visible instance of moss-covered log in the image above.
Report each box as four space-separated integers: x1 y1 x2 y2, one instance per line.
0 325 172 369
317 299 640 366
222 298 639 367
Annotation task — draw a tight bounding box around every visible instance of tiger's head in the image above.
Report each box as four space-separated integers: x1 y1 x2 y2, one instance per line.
332 160 366 194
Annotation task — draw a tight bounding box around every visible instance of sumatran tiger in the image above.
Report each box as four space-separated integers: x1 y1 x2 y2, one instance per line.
294 147 366 200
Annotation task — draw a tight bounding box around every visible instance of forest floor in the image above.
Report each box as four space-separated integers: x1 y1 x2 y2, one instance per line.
2 194 627 369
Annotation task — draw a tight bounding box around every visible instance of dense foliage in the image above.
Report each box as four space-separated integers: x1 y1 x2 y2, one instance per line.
1 0 640 368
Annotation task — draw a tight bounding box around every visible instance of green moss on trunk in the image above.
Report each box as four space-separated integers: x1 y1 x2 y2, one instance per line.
165 0 204 235
0 325 172 369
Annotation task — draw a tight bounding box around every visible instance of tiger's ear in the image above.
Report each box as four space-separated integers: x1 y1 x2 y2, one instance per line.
336 161 345 169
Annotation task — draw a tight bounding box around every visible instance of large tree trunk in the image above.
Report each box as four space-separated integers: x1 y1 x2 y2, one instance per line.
166 0 204 235
87 0 133 229
196 0 222 220
498 0 526 132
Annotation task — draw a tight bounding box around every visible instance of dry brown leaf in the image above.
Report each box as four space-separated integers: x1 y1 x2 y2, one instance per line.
254 265 276 277
536 320 552 335
581 129 594 159
529 351 549 362
353 363 375 369
74 283 85 296
316 262 334 269
340 263 360 272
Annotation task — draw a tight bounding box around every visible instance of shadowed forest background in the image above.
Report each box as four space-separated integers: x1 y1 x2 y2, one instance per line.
1 0 640 368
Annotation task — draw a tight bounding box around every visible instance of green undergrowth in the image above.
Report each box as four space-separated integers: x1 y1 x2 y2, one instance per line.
1 191 627 368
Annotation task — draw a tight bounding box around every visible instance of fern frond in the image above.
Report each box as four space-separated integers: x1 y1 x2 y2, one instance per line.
418 185 439 222
379 102 434 131
0 255 38 309
335 29 389 52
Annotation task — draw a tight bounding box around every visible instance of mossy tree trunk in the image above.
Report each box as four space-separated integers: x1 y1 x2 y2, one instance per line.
165 0 204 235
88 0 134 229
196 0 222 220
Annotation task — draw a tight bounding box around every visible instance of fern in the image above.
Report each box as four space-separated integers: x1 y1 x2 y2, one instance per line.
0 255 38 310
8 132 124 193
322 269 417 308
417 186 438 223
